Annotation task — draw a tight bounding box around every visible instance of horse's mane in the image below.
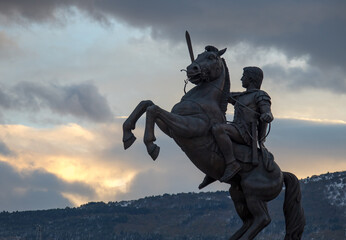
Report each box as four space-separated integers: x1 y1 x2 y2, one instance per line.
220 58 230 115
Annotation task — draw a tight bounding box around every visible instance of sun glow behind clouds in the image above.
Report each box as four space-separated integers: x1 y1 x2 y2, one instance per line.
0 123 137 205
279 117 346 125
269 89 346 123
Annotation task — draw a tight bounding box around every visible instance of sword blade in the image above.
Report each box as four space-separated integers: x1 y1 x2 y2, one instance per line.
185 31 194 63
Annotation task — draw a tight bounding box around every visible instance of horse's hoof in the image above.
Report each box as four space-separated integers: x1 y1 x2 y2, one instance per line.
148 144 160 161
123 134 136 150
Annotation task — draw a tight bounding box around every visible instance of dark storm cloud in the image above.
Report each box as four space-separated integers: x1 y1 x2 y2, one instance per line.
0 87 16 109
266 119 346 177
0 82 113 122
268 119 346 160
263 64 346 93
1 0 345 92
0 1 71 23
0 161 95 211
0 141 14 156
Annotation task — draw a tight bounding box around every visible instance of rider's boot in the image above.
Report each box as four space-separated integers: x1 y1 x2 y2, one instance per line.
198 175 216 189
219 158 241 183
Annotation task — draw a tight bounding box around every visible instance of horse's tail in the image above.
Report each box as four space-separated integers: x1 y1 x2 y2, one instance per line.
283 172 305 240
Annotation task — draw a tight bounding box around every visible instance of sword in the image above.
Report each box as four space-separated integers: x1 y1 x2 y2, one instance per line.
185 31 194 63
251 121 259 166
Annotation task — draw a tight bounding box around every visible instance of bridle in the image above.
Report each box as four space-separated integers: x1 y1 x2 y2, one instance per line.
181 55 222 94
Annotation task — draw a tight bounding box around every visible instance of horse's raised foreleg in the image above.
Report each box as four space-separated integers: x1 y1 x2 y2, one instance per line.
123 100 154 149
144 104 209 160
143 105 160 160
229 182 253 240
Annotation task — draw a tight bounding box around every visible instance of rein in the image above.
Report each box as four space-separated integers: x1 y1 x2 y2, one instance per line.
184 78 189 94
229 95 260 116
180 69 190 94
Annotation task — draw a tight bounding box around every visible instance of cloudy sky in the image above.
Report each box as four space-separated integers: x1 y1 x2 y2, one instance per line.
0 0 345 211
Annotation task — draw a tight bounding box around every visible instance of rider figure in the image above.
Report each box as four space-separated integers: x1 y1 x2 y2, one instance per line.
199 66 274 189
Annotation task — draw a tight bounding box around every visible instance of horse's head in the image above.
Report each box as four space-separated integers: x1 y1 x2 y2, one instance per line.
186 46 227 84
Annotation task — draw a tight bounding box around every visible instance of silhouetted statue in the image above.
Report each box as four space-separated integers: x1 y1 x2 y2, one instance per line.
122 32 305 240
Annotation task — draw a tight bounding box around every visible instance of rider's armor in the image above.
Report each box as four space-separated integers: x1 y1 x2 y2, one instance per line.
229 89 272 147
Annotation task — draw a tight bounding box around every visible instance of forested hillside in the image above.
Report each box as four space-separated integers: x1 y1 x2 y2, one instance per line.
0 171 344 240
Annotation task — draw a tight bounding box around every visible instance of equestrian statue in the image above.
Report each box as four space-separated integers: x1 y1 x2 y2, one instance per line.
122 31 305 240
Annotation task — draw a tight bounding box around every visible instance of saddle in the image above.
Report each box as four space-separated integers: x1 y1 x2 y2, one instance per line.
233 142 275 172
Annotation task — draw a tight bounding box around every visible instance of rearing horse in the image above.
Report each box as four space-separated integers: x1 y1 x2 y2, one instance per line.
122 46 305 240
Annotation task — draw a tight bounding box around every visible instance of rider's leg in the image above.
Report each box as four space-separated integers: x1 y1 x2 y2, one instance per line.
212 123 245 182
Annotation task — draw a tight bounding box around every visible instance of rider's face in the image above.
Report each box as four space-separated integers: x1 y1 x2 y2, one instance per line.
241 73 251 88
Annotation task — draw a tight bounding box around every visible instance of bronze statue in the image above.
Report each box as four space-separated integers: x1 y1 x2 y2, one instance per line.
122 32 305 240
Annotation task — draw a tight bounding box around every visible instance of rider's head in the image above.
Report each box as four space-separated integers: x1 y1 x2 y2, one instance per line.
243 67 263 89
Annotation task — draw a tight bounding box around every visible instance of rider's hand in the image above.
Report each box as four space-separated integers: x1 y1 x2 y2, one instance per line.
260 112 273 123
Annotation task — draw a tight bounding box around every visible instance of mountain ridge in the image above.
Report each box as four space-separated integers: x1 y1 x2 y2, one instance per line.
0 171 345 240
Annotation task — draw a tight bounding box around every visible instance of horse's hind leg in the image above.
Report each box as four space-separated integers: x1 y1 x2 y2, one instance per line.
123 100 154 149
229 182 253 240
239 197 271 240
